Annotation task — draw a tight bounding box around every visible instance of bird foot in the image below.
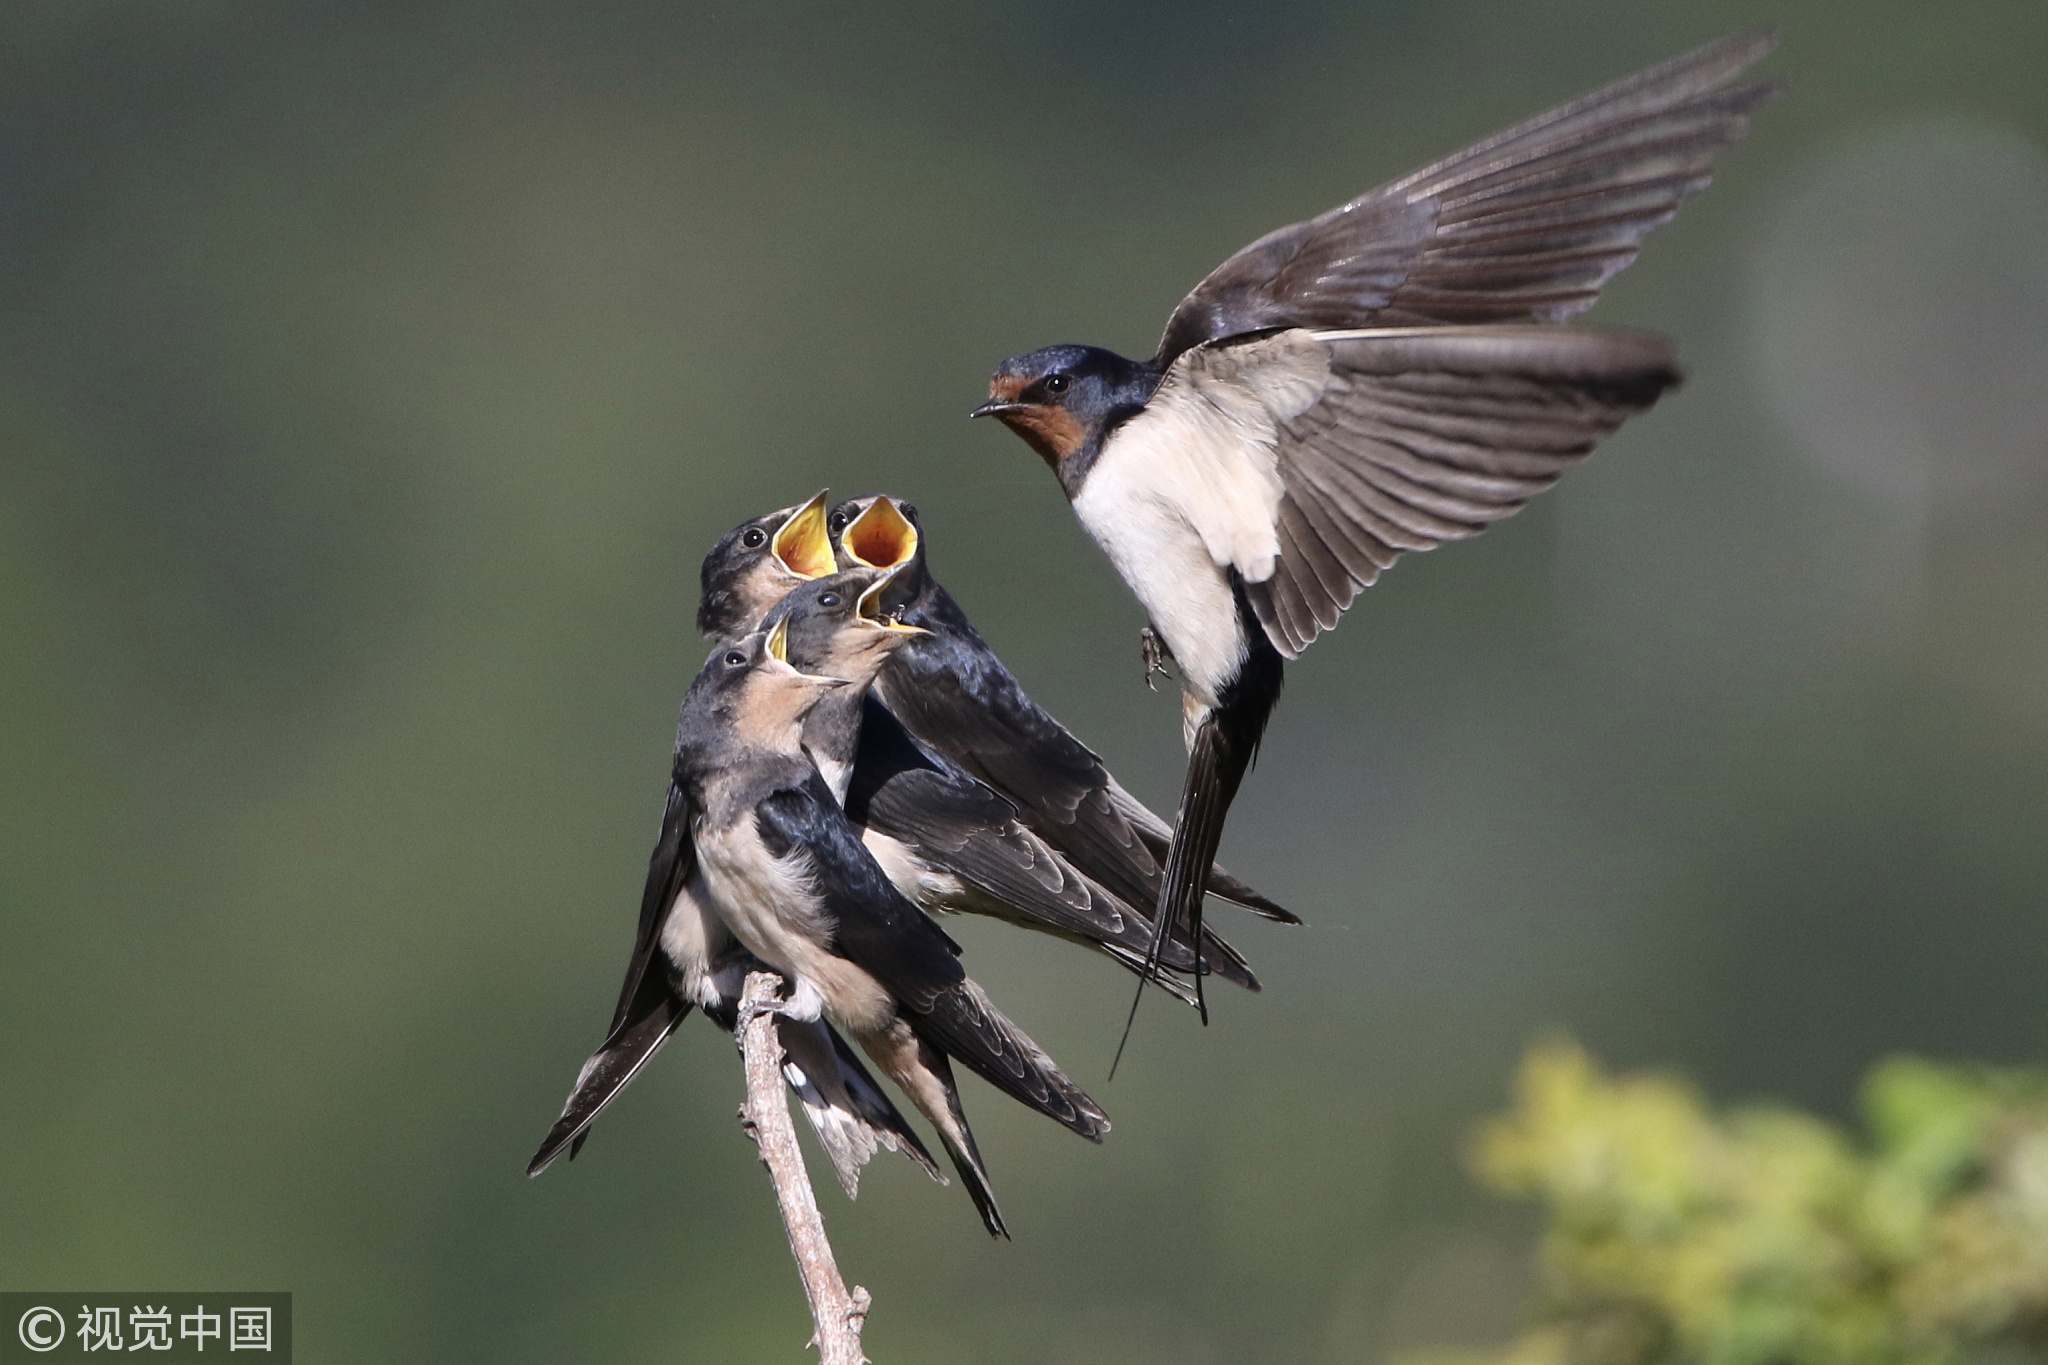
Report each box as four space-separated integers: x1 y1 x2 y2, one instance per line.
1140 625 1177 691
735 976 826 1035
780 976 826 1022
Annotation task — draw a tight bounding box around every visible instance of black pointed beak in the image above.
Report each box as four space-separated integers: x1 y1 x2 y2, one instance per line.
970 399 1023 420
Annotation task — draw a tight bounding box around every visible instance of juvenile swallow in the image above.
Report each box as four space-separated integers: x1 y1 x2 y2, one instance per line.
971 33 1775 1040
695 490 838 640
526 687 939 1196
765 569 1239 999
829 495 1298 964
683 626 1109 1237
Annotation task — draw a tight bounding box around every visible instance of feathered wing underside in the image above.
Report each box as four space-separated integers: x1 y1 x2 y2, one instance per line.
1248 326 1680 655
1155 30 1775 363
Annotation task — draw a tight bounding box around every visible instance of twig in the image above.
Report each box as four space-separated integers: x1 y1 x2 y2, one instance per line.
736 970 872 1365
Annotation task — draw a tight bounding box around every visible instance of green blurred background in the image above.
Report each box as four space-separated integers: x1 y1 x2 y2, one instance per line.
4 2 2044 1360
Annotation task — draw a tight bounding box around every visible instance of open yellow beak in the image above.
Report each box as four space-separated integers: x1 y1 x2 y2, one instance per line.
841 496 919 570
771 491 836 580
856 569 930 636
765 614 791 663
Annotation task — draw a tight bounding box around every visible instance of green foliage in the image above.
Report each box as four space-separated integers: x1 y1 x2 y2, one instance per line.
1411 1043 2048 1365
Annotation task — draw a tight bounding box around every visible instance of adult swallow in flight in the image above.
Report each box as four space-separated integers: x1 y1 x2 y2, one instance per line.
828 495 1298 982
971 32 1775 1042
683 626 1109 1237
765 569 1242 1000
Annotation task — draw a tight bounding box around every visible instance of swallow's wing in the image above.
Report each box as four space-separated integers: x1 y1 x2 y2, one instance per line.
1154 31 1774 366
605 777 697 1037
854 692 1267 987
1105 329 1674 1043
846 702 1126 941
754 776 1107 1139
909 975 1109 1140
880 637 1288 924
1109 325 1679 659
755 776 968 1000
881 640 1153 901
527 989 689 1176
863 773 1133 944
527 776 698 1175
849 728 1239 993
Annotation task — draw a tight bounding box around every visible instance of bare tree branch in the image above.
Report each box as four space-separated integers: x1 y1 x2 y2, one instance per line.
736 970 872 1365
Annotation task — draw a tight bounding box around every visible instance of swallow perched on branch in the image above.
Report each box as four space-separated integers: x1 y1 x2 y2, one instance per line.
525 626 940 1195
765 569 1230 1003
828 495 1298 971
682 626 1109 1238
971 32 1776 1050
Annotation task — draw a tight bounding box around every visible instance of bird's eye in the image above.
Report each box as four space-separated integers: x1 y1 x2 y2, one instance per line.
723 650 746 667
1044 374 1071 396
819 593 841 608
740 527 767 549
900 503 918 524
829 511 849 532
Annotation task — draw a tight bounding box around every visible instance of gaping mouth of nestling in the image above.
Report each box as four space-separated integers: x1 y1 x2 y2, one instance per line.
770 491 837 579
856 567 927 637
841 497 919 571
762 615 852 688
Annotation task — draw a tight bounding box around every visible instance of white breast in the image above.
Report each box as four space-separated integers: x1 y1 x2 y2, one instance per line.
1073 465 1244 705
1072 330 1331 705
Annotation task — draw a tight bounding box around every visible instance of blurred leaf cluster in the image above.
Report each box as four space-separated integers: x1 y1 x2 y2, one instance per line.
1412 1043 2048 1365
